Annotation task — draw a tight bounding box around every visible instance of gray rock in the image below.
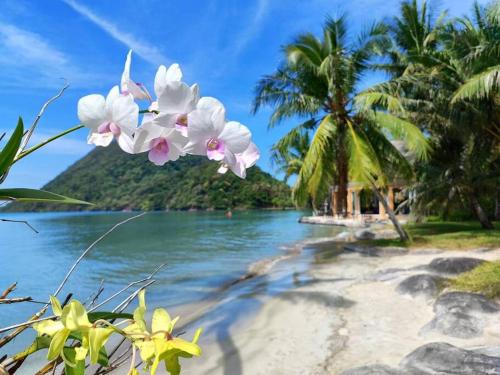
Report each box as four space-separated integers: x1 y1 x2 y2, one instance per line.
397 274 446 297
422 311 483 338
428 257 485 274
401 342 500 374
341 365 403 375
355 229 376 240
434 292 499 315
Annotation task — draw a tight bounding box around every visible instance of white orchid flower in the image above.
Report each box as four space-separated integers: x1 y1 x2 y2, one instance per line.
154 63 182 98
218 142 260 178
136 62 198 137
134 121 187 166
77 86 138 152
184 97 251 162
121 50 152 101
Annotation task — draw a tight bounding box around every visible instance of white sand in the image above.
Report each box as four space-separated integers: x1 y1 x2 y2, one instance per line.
179 247 500 375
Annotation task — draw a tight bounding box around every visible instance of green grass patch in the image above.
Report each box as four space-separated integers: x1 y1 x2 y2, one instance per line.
365 221 500 250
449 261 500 299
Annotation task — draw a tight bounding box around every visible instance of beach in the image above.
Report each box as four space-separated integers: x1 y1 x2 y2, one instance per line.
179 236 500 375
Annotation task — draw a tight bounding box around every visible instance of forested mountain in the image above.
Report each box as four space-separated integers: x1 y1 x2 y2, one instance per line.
6 143 292 211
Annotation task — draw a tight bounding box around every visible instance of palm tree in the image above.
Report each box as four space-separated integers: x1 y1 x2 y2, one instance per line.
253 16 429 241
359 0 499 229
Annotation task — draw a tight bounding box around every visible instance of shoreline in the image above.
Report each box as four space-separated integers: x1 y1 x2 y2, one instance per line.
177 230 500 375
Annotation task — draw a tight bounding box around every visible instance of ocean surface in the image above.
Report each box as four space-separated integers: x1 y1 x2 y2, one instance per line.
0 210 344 356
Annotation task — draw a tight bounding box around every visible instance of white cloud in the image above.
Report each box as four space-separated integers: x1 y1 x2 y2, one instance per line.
61 0 169 66
0 21 101 89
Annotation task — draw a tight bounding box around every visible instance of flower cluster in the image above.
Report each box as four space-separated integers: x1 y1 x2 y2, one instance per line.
33 292 201 375
77 51 259 178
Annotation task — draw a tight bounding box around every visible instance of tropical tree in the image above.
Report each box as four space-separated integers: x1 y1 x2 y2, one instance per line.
359 0 499 229
253 15 429 241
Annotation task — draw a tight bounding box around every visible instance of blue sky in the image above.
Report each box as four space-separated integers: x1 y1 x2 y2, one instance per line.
0 0 486 188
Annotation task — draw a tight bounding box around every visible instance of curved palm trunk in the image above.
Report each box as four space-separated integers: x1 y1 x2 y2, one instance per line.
370 182 410 242
469 193 494 229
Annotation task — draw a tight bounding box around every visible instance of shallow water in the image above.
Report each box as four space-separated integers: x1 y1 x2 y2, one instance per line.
0 210 344 354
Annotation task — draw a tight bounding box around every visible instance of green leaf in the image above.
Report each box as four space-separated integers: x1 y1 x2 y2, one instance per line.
0 188 92 204
97 345 109 367
0 117 23 175
87 312 133 322
11 336 51 361
62 347 85 375
164 355 181 375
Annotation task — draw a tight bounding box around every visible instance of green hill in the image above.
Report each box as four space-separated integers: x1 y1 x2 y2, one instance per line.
6 143 292 211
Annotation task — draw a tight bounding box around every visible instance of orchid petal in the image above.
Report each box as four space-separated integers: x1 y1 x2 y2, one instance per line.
105 86 120 114
152 308 171 333
88 131 113 147
61 300 91 331
196 97 225 135
89 328 114 364
47 328 70 361
121 51 150 100
157 81 197 114
78 94 106 129
111 94 139 135
219 121 251 154
183 141 207 156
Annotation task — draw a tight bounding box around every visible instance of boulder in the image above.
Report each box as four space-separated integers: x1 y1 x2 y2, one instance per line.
354 229 376 240
397 274 446 297
428 257 485 274
341 365 403 375
401 342 500 374
421 292 499 338
422 311 483 338
433 292 499 315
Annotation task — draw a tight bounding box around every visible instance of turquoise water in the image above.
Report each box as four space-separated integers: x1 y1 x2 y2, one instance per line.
0 210 342 354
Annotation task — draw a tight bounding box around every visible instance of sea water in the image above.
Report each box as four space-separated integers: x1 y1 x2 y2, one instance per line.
0 210 344 355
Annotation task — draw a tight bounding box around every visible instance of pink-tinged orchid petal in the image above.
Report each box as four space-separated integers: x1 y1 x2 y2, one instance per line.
121 51 151 100
78 94 106 129
148 137 170 166
219 121 251 154
240 142 260 168
206 138 225 161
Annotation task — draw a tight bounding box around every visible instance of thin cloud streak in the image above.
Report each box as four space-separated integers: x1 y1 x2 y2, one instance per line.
61 0 169 66
230 0 270 57
0 21 100 89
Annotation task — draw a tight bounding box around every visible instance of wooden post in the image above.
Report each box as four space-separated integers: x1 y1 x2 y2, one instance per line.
346 188 353 217
354 190 361 217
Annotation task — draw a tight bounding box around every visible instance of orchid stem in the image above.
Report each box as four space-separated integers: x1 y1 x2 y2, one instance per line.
14 124 84 164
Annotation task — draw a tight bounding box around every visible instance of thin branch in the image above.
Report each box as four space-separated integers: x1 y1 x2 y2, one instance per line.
90 263 164 312
1 283 17 299
0 218 38 233
0 297 33 304
52 212 146 298
0 214 146 336
19 83 69 154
